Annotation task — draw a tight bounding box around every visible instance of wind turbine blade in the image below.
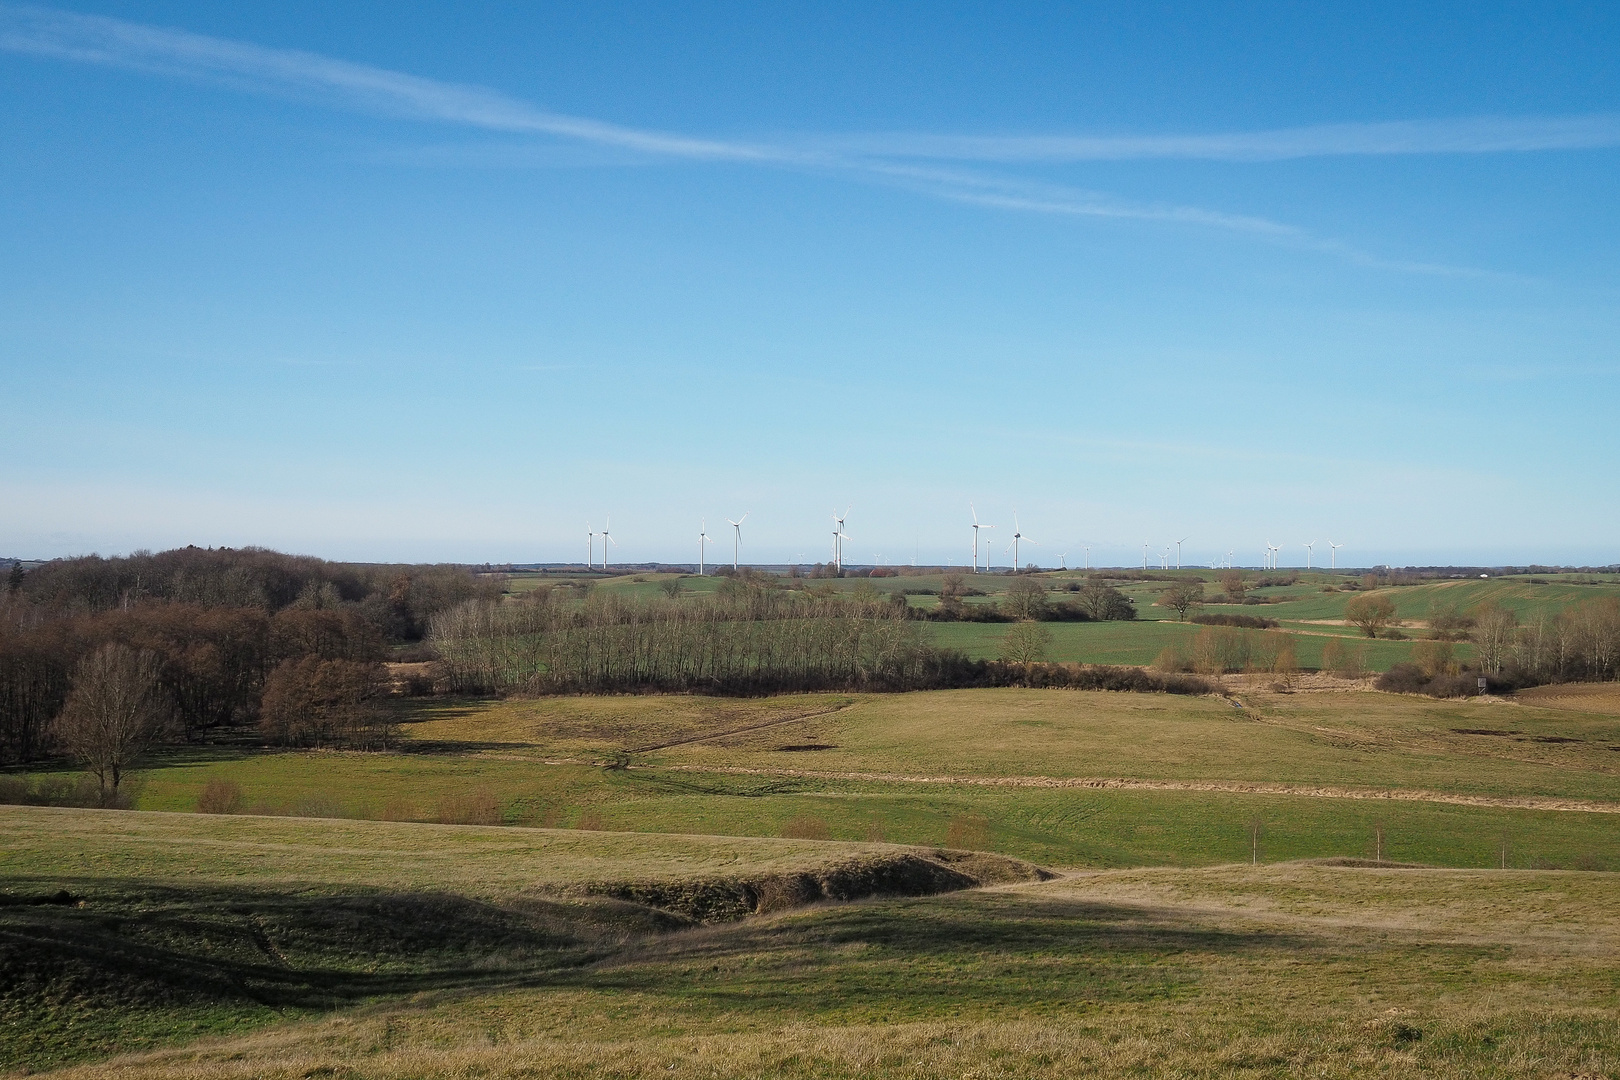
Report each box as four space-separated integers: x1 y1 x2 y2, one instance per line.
970 503 978 524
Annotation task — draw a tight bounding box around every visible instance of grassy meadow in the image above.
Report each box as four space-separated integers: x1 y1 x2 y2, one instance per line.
4 808 1617 1079
16 684 1614 873
8 570 1620 1077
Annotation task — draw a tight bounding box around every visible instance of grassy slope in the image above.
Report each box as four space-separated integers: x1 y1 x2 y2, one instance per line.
49 688 1616 871
22 860 1620 1080
0 808 1034 1072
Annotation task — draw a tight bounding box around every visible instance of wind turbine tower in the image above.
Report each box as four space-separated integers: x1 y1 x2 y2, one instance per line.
1142 542 1150 570
1006 513 1035 569
727 513 747 571
585 523 595 570
1329 540 1343 569
832 506 851 574
1176 537 1189 569
1304 539 1317 569
599 517 616 571
970 505 994 574
698 520 713 576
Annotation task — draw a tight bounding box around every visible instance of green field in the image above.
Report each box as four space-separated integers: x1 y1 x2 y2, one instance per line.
3 807 1617 1078
17 685 1616 871
8 671 1620 1076
490 570 1620 673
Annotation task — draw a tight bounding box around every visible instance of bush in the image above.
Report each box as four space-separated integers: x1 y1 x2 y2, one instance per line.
195 779 244 814
1152 644 1192 673
1190 613 1279 630
1320 638 1367 678
1375 663 1479 699
437 789 504 825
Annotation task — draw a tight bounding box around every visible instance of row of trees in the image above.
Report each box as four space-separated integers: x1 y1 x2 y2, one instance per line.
935 576 1136 622
1473 598 1620 683
431 589 939 695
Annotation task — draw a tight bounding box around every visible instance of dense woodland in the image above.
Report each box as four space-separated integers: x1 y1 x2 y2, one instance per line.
0 548 498 767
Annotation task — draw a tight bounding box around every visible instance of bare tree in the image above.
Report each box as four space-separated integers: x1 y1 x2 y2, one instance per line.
1003 576 1049 620
1161 581 1205 621
52 643 172 806
1344 593 1397 638
1218 571 1248 600
999 621 1052 664
1470 602 1519 674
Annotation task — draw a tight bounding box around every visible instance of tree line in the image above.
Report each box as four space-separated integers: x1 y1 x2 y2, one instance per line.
0 547 501 768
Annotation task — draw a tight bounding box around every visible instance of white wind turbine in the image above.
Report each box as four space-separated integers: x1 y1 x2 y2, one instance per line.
1058 551 1069 570
727 513 747 571
1226 550 1234 569
1304 539 1317 569
1006 513 1036 568
1083 545 1090 570
698 520 714 576
599 517 617 571
1160 546 1170 570
1329 540 1343 569
832 506 851 573
1142 542 1150 570
1176 537 1189 569
585 522 596 570
969 504 995 574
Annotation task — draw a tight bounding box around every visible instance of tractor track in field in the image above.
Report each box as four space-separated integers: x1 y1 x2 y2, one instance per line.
623 703 856 754
642 764 1620 814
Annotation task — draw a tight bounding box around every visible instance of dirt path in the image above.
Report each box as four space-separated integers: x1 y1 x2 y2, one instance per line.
646 764 1620 814
625 703 855 754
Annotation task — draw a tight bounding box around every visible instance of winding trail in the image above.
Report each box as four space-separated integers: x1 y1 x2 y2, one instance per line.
643 764 1620 814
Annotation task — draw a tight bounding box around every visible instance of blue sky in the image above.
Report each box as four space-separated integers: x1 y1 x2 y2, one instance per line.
2 2 1617 568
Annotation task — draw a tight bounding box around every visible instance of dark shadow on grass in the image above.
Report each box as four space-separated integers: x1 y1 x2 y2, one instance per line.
579 888 1314 1017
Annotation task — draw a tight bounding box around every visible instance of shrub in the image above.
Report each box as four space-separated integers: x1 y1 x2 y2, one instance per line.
1412 639 1457 678
1321 638 1367 678
195 779 244 815
438 789 504 826
1152 644 1192 673
1190 613 1279 630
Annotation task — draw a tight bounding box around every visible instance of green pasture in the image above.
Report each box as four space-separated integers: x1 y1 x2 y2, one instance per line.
4 808 1620 1078
17 684 1614 871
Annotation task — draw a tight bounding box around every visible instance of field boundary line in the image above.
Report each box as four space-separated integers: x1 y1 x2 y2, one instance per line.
625 703 856 754
645 765 1620 814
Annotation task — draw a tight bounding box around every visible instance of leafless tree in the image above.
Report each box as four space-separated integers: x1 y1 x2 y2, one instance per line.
1003 576 1049 620
52 643 173 806
999 621 1052 665
1161 581 1205 621
1344 593 1397 638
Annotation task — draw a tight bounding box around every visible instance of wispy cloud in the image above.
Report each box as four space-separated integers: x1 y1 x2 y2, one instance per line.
808 114 1620 164
0 3 1601 275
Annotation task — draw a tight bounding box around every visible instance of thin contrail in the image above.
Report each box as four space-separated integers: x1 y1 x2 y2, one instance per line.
0 3 1596 274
